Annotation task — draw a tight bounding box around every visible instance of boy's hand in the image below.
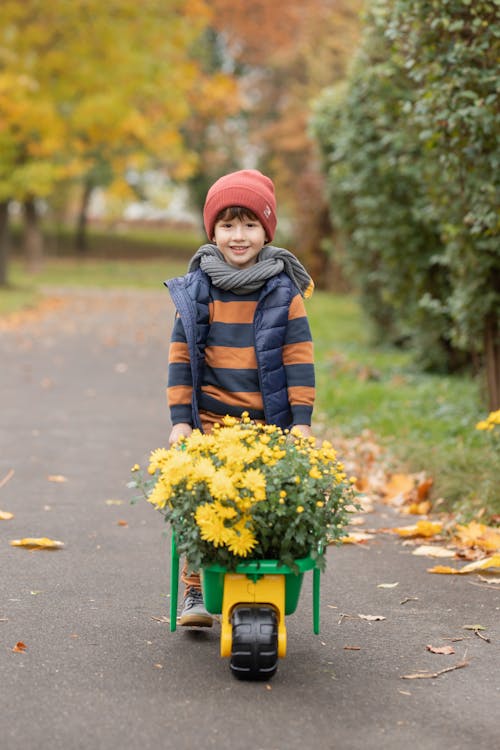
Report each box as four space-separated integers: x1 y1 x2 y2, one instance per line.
168 422 193 446
292 424 313 439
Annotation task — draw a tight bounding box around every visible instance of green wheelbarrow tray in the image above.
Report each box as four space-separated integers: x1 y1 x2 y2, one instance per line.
169 534 322 634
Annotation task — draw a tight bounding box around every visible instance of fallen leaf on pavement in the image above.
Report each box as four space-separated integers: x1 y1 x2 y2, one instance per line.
412 545 456 558
463 624 487 632
344 645 361 650
358 614 386 621
406 500 432 516
0 510 14 520
383 473 414 503
427 644 455 655
377 582 399 588
430 554 500 575
47 474 68 483
463 624 490 643
453 522 500 553
105 499 124 506
10 537 64 550
392 520 443 538
341 531 375 544
478 574 500 584
12 641 27 652
117 520 128 527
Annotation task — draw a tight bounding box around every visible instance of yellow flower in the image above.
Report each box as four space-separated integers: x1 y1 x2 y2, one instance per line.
240 468 267 501
225 521 258 557
209 469 237 501
195 504 231 547
279 490 287 498
279 498 285 505
309 466 322 479
148 447 170 471
294 475 301 484
296 506 304 514
316 501 324 508
130 464 140 472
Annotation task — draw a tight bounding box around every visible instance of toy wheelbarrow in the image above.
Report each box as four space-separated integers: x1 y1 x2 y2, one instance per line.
169 535 321 680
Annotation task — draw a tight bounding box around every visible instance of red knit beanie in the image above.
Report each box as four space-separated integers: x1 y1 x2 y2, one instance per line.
203 169 277 241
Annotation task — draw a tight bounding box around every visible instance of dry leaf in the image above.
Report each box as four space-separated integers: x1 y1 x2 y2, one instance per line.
478 574 500 584
463 624 487 632
117 520 128 527
460 554 500 573
392 520 443 538
427 644 455 655
427 565 461 575
47 474 68 483
428 554 500 575
417 478 434 501
412 545 456 558
12 641 27 652
105 499 124 506
453 522 500 553
10 537 64 550
383 473 414 503
358 614 386 621
406 500 432 516
344 645 361 650
341 531 375 544
0 510 14 520
377 582 399 588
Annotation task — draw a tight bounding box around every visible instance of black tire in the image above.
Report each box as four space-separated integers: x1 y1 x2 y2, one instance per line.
230 605 279 681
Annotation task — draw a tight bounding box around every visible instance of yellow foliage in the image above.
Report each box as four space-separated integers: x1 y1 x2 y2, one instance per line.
392 520 443 538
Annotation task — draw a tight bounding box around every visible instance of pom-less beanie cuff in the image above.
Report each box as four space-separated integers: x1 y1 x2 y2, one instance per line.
203 169 277 241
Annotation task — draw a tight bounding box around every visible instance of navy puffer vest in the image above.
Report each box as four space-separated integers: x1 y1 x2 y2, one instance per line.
165 269 297 431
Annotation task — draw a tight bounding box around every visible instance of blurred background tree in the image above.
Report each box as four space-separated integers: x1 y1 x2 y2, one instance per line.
0 0 234 273
311 0 499 408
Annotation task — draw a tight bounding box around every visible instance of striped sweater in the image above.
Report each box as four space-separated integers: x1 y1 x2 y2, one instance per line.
168 283 315 427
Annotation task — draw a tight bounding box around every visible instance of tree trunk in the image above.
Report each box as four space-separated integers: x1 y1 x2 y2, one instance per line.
0 201 9 287
75 179 94 254
484 314 500 411
23 198 44 273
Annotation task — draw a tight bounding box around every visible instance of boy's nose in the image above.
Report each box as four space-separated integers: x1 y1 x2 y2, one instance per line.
231 223 244 239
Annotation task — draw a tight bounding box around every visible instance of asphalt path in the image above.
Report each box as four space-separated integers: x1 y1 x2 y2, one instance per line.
1 287 499 750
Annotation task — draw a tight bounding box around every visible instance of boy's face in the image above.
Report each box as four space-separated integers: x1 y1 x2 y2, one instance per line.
213 215 267 269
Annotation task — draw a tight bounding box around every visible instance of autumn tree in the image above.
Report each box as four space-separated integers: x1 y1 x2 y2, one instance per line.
0 0 224 278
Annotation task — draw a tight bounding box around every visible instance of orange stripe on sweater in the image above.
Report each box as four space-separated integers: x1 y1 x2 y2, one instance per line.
209 299 257 324
205 345 257 370
283 341 314 365
167 384 192 406
287 385 315 406
201 385 264 410
288 294 307 320
168 341 190 363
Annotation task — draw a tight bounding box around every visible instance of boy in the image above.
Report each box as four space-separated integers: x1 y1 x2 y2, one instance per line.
165 169 315 626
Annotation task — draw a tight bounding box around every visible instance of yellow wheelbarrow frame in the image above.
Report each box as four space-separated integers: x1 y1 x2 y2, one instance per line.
169 535 321 664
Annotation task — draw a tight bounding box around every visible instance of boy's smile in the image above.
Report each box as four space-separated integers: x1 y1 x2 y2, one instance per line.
213 217 267 269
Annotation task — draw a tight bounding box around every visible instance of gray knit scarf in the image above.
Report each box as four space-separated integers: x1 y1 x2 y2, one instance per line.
188 244 314 298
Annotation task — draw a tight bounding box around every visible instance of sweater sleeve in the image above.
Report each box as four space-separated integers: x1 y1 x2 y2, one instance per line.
283 293 315 425
167 314 193 425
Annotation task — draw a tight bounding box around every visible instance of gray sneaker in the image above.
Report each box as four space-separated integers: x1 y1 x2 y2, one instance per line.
179 588 213 628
